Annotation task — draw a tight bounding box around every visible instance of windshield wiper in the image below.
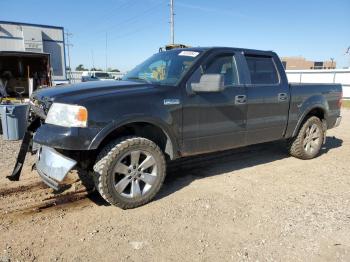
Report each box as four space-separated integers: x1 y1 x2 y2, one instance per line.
126 77 152 84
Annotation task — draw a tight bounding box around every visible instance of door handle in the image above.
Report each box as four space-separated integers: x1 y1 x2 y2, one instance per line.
278 93 288 102
235 95 246 104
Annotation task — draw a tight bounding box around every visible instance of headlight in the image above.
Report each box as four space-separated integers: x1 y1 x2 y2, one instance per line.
45 103 88 128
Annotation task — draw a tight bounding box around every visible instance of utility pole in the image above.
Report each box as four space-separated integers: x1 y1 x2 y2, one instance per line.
330 58 335 69
105 32 108 72
91 49 95 70
65 30 73 83
170 0 175 44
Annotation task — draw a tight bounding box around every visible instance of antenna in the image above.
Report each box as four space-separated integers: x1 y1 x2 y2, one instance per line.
170 0 175 44
65 30 73 83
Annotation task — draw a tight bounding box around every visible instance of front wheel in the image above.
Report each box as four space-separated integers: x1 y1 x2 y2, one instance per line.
288 116 324 160
93 137 166 209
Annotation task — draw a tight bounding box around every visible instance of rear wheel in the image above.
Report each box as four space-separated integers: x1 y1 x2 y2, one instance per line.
93 137 166 209
288 116 324 159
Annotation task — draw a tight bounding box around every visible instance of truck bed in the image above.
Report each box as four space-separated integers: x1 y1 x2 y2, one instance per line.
285 83 342 137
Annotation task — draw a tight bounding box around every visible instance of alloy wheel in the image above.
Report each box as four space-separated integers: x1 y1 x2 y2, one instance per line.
303 123 321 154
113 150 158 199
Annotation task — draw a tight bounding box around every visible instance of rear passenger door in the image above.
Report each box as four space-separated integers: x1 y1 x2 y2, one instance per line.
243 53 290 144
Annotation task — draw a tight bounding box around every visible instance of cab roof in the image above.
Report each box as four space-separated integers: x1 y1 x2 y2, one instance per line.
167 46 276 56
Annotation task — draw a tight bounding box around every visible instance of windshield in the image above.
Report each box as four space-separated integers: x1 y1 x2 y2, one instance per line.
123 50 202 85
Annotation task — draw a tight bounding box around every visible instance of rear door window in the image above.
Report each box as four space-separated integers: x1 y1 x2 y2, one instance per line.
244 55 279 85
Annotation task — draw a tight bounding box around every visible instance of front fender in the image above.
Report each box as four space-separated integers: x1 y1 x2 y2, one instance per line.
88 114 180 158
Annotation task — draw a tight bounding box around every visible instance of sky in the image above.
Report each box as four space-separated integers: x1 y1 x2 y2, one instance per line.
1 0 349 71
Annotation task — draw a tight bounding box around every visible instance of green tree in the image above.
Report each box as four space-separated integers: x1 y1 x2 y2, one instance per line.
107 67 120 72
75 64 87 71
91 68 102 71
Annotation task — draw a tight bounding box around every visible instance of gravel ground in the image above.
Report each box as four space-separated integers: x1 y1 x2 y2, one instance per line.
0 110 349 262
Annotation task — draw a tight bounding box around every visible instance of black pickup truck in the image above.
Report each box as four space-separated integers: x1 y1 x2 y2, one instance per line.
9 47 342 209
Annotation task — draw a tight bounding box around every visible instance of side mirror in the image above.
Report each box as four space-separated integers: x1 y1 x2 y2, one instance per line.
191 74 225 93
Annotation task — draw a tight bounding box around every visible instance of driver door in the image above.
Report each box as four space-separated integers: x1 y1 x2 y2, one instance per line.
182 52 247 155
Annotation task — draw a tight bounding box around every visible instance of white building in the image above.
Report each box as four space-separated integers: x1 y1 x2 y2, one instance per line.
0 21 67 82
286 69 350 100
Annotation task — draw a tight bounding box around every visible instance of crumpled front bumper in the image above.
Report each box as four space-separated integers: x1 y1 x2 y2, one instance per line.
36 146 77 190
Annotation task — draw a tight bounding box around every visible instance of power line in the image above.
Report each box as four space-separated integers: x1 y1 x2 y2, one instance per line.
106 15 168 42
85 1 167 38
76 0 138 37
108 1 167 30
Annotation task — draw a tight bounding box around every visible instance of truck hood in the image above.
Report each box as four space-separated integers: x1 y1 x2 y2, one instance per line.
32 80 149 103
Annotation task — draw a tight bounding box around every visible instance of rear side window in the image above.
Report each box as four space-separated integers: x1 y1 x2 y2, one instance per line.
245 55 279 85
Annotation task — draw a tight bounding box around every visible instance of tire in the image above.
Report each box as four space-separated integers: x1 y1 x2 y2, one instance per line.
93 137 166 209
288 116 324 160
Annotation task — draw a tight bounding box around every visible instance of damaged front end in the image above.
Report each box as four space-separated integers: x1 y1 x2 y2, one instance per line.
36 146 77 190
8 98 78 191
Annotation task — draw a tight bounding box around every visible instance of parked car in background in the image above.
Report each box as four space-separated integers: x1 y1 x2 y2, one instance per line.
81 71 115 82
9 47 342 209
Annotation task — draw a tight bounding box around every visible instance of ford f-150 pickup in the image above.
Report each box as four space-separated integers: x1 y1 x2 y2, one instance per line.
8 47 342 209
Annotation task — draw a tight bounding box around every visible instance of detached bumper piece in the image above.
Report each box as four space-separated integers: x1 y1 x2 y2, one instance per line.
334 116 342 128
8 117 41 181
36 146 77 191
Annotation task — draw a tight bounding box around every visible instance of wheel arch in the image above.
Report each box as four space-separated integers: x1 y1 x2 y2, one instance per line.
89 118 180 160
292 105 327 137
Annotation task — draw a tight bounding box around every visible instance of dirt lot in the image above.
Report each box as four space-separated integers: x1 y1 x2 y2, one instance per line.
0 110 349 262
